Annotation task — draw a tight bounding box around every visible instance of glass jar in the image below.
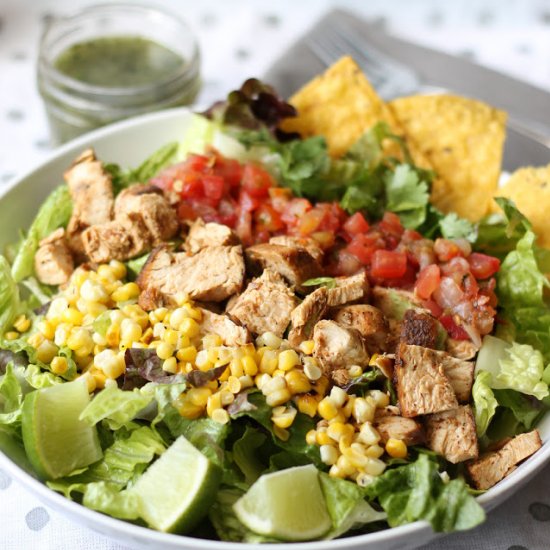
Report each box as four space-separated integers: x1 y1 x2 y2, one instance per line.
37 3 201 144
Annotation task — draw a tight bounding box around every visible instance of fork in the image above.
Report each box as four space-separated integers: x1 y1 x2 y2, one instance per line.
306 19 426 100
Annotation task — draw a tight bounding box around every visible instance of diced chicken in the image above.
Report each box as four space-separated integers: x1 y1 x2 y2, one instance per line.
245 243 321 288
82 214 151 264
114 184 178 244
288 287 328 347
371 287 421 319
326 272 370 307
446 338 479 360
198 308 251 346
313 320 369 384
137 245 245 309
400 309 438 349
331 304 388 353
395 343 458 418
64 149 114 256
439 353 475 403
185 218 239 254
34 228 74 285
467 430 542 490
373 407 425 446
269 235 324 263
424 405 479 463
226 270 297 337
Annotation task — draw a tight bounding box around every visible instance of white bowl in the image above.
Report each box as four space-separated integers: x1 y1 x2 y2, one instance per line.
1 107 550 550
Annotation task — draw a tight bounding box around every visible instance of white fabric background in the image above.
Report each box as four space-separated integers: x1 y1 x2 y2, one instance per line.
1 0 550 548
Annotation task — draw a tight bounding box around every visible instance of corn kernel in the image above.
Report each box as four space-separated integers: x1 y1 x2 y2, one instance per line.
366 444 385 459
212 408 230 425
4 331 19 341
266 388 292 407
162 357 178 374
53 324 70 346
296 394 318 417
316 429 332 446
227 376 242 394
356 473 376 487
303 362 322 381
160 328 177 346
156 342 175 361
80 372 96 393
358 422 381 446
219 390 234 406
271 406 297 429
50 356 68 375
368 354 380 367
123 305 149 329
67 328 93 354
259 350 278 375
91 368 107 389
343 395 356 418
105 324 120 347
318 397 339 420
120 318 142 343
368 389 390 409
206 392 223 417
175 396 203 419
187 387 212 407
256 332 282 348
262 375 286 395
327 422 354 442
241 355 258 377
329 386 347 408
36 340 58 363
60 307 84 326
111 282 140 302
28 332 45 348
299 339 315 355
13 315 31 333
348 364 363 378
364 457 386 476
329 465 346 478
80 279 108 303
152 307 168 322
109 260 126 279
273 426 289 441
285 369 312 395
179 317 200 338
306 429 317 446
385 438 407 459
173 346 194 364
278 349 300 372
353 397 375 424
254 373 271 390
336 454 356 477
338 433 354 453
320 444 339 466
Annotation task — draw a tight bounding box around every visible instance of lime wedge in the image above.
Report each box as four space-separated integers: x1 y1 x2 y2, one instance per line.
21 380 102 480
131 435 221 533
233 464 332 541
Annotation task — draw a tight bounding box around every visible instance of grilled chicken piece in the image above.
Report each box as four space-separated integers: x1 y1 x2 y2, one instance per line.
137 245 245 309
332 304 388 353
268 235 324 263
34 228 74 285
245 243 321 288
227 270 297 337
198 308 251 346
400 309 439 349
288 287 328 347
446 338 479 360
82 213 151 264
326 272 370 307
467 430 542 490
114 184 178 244
373 407 425 446
424 405 479 463
185 218 239 254
64 149 114 256
440 353 475 403
313 320 369 385
395 343 458 418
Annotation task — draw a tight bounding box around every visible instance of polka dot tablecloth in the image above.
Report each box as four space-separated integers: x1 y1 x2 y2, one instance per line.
1 0 550 548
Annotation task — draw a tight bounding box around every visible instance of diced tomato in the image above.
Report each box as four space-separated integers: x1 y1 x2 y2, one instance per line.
181 174 204 200
176 202 198 222
439 314 470 340
422 298 443 317
415 264 441 300
468 253 501 279
434 238 464 262
281 198 312 227
298 207 325 235
343 212 370 235
371 250 407 279
332 250 363 276
239 191 261 213
402 229 422 242
311 231 335 249
379 212 404 239
346 234 379 265
217 198 238 227
385 262 417 289
255 204 284 232
185 154 210 172
268 187 292 212
201 175 226 205
213 155 242 188
241 163 273 198
235 209 253 246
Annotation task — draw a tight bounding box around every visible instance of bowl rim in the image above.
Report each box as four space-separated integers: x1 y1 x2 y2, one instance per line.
2 106 550 549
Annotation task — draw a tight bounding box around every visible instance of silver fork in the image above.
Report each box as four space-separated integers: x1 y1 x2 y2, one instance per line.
306 19 425 99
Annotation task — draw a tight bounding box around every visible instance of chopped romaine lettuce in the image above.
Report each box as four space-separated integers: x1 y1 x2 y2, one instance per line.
0 364 24 431
0 255 20 335
472 371 498 437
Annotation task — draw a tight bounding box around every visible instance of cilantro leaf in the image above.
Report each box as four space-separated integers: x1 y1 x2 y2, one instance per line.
439 213 477 242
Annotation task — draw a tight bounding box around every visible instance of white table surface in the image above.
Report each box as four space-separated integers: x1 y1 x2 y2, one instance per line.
1 0 550 549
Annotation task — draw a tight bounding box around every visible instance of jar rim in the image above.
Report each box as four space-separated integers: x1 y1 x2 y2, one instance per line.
38 2 200 98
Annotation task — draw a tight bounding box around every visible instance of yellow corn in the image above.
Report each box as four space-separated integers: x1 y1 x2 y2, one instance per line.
273 426 289 441
328 465 346 479
320 444 339 466
327 422 355 442
318 397 339 420
91 368 107 389
259 350 278 375
62 308 84 326
256 332 282 348
352 397 375 424
358 422 381 446
28 332 45 348
176 346 197 363
13 315 31 333
162 329 179 346
285 369 312 395
36 341 58 364
181 302 201 320
329 386 347 408
206 392 223 417
306 429 317 446
368 389 390 409
120 318 142 343
219 390 235 406
180 317 200 338
67 328 93 354
212 408 230 424
50 356 68 375
4 331 19 341
187 387 212 408
303 362 322 381
348 365 363 378
299 339 315 355
162 357 178 374
241 355 258 377
111 282 140 302
296 394 318 417
336 454 356 477
368 354 380 367
106 324 120 347
366 444 385 459
228 376 242 394
80 372 96 393
316 429 332 446
278 349 300 371
385 438 407 459
271 406 297 429
343 395 356 418
266 388 291 407
312 375 330 396
338 433 354 453
108 260 126 279
364 457 386 476
203 334 223 349
175 397 203 419
156 342 175 361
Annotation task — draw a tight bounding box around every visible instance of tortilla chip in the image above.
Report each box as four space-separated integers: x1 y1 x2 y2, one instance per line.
389 95 507 221
280 56 403 157
496 164 550 248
